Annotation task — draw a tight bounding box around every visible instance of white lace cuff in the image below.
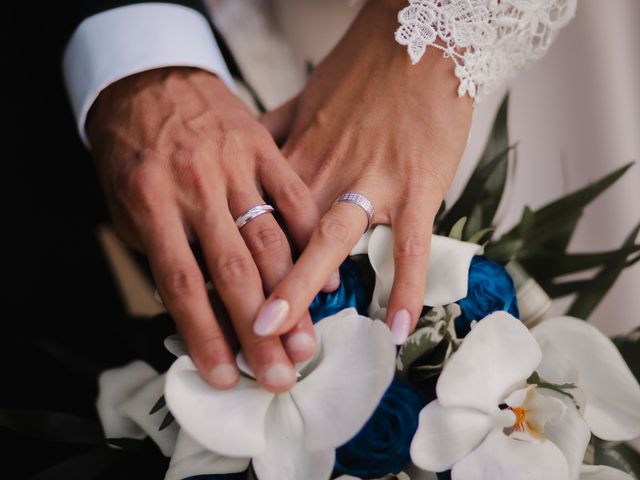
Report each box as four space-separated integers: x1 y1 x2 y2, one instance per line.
394 0 577 100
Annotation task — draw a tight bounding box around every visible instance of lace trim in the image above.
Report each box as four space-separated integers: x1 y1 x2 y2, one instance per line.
394 0 577 100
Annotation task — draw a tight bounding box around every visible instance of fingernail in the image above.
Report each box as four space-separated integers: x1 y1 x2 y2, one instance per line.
286 331 316 353
254 299 290 336
262 363 296 388
322 271 341 292
391 309 412 345
209 363 239 387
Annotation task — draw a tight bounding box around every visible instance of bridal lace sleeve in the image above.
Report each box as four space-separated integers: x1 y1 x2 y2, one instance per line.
394 0 577 100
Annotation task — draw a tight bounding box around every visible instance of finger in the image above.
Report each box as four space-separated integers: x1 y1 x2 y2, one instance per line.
258 152 340 292
143 205 239 390
259 96 298 146
192 198 297 393
385 204 434 345
233 192 316 362
253 197 370 337
282 314 317 363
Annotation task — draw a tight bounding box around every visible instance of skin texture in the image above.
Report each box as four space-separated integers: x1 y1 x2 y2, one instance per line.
257 0 473 342
87 68 323 393
87 0 472 393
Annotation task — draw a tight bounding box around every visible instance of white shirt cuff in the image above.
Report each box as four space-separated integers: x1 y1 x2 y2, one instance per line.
63 2 236 147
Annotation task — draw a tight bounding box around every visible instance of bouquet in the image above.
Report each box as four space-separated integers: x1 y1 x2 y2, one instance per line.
4 97 639 480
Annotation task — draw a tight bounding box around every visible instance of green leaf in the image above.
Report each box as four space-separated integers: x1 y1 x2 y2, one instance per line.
613 327 640 384
466 227 494 245
449 217 467 240
398 305 460 380
567 221 640 319
149 395 166 415
593 437 640 479
0 409 103 445
437 95 512 236
527 371 578 407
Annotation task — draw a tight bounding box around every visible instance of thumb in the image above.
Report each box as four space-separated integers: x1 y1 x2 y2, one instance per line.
260 96 298 147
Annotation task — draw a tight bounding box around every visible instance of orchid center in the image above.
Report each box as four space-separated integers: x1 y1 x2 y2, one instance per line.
501 384 567 442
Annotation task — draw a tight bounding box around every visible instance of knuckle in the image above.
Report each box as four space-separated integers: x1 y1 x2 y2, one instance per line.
246 226 287 257
159 266 203 298
277 181 312 211
112 164 159 210
214 253 254 283
395 232 428 262
317 216 351 246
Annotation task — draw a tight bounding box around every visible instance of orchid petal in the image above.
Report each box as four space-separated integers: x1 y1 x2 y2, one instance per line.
410 400 493 472
291 309 396 450
252 394 335 480
165 355 274 457
164 334 187 358
350 229 373 255
119 373 178 456
437 312 541 413
579 465 634 480
164 430 250 480
542 395 591 480
452 428 570 480
366 226 479 308
96 361 158 441
533 317 640 441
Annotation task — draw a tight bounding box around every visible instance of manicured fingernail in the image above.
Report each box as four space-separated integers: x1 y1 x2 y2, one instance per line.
391 309 412 345
286 331 316 353
209 363 239 387
262 363 296 388
322 271 341 292
254 299 290 336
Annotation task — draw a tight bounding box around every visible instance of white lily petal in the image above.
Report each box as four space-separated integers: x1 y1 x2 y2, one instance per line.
579 465 634 480
96 360 158 441
165 355 274 457
437 312 541 413
535 337 580 385
350 229 373 255
252 394 335 480
119 373 178 457
367 226 479 308
543 396 591 480
452 428 570 480
164 430 250 480
291 309 396 450
533 317 640 441
410 401 493 472
164 334 187 358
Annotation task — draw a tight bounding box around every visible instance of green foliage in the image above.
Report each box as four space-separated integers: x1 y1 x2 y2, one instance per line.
396 305 460 383
592 437 640 480
438 95 512 239
613 327 640 384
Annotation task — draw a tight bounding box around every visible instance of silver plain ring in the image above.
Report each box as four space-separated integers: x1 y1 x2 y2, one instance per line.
336 192 375 231
235 204 275 229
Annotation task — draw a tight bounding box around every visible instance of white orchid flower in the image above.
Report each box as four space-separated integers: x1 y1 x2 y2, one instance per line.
351 226 480 319
532 317 640 441
579 465 634 480
164 308 396 480
410 311 591 480
96 360 178 456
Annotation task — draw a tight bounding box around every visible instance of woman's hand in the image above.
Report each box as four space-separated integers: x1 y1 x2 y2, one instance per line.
87 67 323 392
256 0 473 344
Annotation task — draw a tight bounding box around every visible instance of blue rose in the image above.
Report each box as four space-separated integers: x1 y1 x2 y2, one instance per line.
455 256 519 337
309 258 371 323
334 379 425 479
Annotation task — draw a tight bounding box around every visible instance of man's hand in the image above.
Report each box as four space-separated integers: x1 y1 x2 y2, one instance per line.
87 67 321 392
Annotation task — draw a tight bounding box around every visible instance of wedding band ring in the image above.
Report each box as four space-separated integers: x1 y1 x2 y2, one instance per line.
235 204 275 229
336 192 375 231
